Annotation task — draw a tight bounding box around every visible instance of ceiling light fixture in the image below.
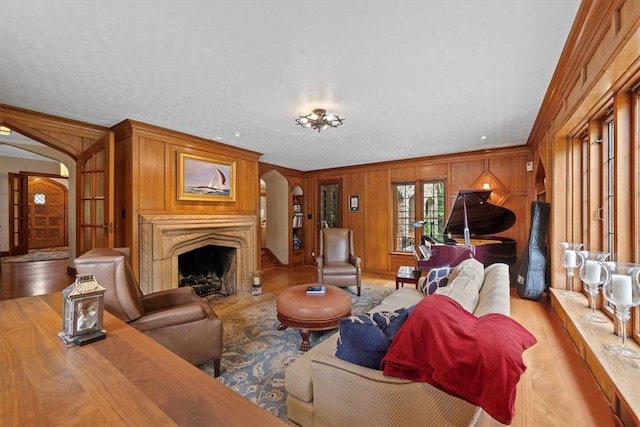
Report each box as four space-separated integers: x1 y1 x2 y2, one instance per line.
295 109 344 132
0 126 12 136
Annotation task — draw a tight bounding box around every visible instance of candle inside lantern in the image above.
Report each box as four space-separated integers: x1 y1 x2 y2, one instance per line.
564 250 577 268
253 276 260 286
584 260 600 284
611 274 632 306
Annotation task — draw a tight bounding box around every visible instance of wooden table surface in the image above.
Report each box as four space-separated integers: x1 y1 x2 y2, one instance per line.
0 292 286 426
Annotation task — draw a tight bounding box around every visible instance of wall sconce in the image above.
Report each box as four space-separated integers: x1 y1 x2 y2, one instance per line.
482 182 491 190
59 274 107 346
0 126 12 136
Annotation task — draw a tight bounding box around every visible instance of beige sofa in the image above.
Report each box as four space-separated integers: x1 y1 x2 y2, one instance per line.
284 260 511 427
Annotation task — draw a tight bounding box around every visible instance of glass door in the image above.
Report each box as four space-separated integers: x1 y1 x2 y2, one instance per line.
318 181 341 229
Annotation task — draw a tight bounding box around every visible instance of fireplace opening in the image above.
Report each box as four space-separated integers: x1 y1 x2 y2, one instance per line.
178 245 237 298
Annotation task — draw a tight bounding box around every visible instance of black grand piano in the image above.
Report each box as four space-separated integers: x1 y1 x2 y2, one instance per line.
417 189 517 270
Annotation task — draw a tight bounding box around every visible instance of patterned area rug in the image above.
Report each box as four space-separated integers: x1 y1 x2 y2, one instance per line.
200 285 394 422
1 247 69 263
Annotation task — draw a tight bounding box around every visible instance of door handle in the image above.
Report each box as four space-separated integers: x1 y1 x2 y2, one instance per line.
596 208 604 221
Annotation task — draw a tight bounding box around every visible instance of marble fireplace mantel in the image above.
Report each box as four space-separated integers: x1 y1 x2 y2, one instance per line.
139 214 257 295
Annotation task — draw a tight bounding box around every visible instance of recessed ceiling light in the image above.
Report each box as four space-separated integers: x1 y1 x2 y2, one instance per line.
234 132 241 137
480 135 487 140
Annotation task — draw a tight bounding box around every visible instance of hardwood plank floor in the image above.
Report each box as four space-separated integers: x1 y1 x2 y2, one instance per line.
0 261 621 426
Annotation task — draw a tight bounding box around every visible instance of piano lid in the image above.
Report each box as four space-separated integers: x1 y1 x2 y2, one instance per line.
443 190 516 236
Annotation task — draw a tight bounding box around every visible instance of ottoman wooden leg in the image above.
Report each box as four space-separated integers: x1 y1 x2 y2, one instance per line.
277 323 288 330
298 329 311 351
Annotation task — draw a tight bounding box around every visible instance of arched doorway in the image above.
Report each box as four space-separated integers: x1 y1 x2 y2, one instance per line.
1 106 113 265
260 169 289 265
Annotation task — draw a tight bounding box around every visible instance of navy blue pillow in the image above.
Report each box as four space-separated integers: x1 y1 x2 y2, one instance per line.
372 307 413 339
335 309 413 370
335 314 389 369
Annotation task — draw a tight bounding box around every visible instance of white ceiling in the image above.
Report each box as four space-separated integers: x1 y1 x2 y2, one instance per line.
0 1 580 171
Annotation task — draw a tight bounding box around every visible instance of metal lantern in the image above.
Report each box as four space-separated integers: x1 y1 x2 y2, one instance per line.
60 273 106 345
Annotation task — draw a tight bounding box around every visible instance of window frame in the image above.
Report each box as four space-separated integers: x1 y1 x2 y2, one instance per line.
392 179 446 253
393 182 416 252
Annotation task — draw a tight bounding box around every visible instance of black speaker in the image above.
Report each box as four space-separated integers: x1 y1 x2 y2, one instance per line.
516 201 551 301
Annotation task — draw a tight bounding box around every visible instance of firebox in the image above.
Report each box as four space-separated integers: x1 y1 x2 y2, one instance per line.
178 245 237 297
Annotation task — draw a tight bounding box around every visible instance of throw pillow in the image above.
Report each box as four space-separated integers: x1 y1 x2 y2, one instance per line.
372 306 413 339
336 309 413 370
381 295 537 425
435 258 485 312
335 313 390 369
419 266 452 295
447 257 484 285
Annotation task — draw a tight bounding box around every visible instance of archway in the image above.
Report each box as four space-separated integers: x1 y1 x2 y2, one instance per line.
260 169 289 265
0 135 75 259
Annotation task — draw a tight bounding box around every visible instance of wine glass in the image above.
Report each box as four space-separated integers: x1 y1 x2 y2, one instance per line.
560 242 583 298
602 262 640 359
578 251 610 323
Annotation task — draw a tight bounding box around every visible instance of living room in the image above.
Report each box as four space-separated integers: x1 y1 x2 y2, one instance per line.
1 1 640 426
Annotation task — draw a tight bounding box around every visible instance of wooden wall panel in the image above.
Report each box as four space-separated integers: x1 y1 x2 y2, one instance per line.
364 169 390 272
489 155 529 193
417 163 447 178
304 175 318 263
114 136 132 249
344 171 365 262
138 137 166 211
449 160 484 196
390 165 417 180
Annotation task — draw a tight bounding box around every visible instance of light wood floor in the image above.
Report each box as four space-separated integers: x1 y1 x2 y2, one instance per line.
0 261 621 426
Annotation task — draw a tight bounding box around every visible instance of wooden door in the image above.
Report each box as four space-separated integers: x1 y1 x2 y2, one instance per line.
77 133 115 254
8 173 28 255
28 177 68 249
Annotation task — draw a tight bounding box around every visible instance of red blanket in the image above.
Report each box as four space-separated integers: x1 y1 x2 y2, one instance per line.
381 295 536 425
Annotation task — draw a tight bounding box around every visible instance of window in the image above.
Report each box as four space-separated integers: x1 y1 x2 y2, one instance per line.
633 85 640 344
33 193 45 205
393 180 446 252
394 183 415 251
421 181 446 241
605 118 615 258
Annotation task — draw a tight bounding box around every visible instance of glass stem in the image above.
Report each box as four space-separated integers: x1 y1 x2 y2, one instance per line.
568 272 574 293
617 306 631 349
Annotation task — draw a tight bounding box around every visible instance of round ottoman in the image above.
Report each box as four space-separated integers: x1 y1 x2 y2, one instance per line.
276 284 352 351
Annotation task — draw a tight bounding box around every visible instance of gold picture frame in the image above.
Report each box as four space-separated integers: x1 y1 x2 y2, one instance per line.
177 152 236 202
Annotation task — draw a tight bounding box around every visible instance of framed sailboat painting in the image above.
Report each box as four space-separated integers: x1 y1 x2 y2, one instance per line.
177 152 236 202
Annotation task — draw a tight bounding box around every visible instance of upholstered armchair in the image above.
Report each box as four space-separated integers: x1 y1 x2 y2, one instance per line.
317 228 362 296
74 247 223 376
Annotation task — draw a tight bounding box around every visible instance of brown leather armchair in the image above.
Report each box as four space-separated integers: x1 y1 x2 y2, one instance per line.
316 228 362 296
74 247 223 376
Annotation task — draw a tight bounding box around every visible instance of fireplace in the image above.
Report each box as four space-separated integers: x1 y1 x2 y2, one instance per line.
138 214 257 295
178 245 236 297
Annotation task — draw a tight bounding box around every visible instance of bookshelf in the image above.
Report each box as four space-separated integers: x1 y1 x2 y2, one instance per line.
292 186 304 266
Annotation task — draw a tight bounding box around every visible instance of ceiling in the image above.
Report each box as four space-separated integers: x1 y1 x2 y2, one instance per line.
0 1 580 171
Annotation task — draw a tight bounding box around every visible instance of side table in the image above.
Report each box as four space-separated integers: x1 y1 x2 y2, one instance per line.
395 265 422 290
